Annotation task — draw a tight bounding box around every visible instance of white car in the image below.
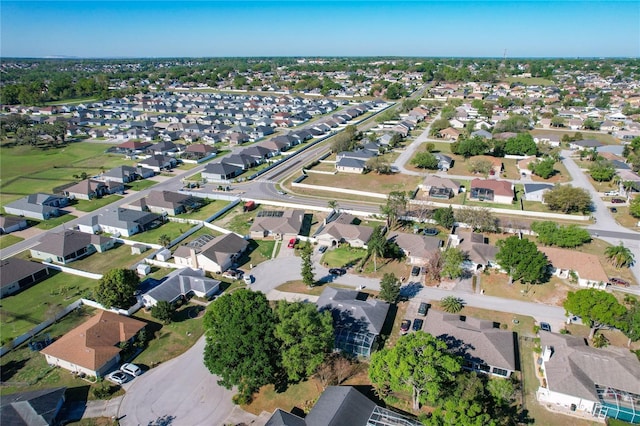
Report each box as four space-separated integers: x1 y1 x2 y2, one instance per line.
121 362 142 377
243 274 253 284
107 370 130 385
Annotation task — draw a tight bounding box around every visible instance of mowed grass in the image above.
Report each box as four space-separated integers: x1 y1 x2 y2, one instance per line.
242 378 322 416
321 245 367 268
73 195 122 212
0 142 130 206
301 169 422 195
0 272 99 342
128 221 197 245
33 214 77 230
178 200 229 220
0 234 24 250
69 242 150 275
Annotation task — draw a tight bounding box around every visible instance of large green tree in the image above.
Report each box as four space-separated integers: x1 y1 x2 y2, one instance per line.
563 289 628 339
604 243 635 268
440 247 466 279
433 206 455 229
203 290 279 398
274 301 334 382
94 268 139 309
369 332 462 409
529 157 555 179
380 191 407 229
300 241 315 287
629 196 640 218
495 236 548 284
379 273 401 303
504 133 537 156
411 151 439 169
543 184 592 214
589 160 616 182
531 221 591 248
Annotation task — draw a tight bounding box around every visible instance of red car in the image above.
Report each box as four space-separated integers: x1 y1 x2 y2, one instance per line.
287 238 297 248
609 277 630 287
611 198 625 204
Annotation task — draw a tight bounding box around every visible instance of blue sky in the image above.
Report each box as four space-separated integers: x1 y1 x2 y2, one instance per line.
1 1 638 58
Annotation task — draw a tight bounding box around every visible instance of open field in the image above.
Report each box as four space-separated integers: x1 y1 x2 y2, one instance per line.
530 128 620 145
480 271 574 307
299 169 422 196
242 378 322 416
0 142 130 206
128 221 196 245
178 199 229 220
69 242 150 274
125 179 157 192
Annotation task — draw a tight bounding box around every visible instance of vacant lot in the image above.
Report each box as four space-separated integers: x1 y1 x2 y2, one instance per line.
73 195 122 212
69 242 150 275
480 271 573 307
178 199 229 220
0 142 130 206
530 128 619 145
128 221 197 245
299 170 422 196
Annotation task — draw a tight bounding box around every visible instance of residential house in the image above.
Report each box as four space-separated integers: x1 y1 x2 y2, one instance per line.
419 175 461 199
129 190 204 216
471 129 493 140
138 154 177 172
184 143 216 159
173 232 249 273
78 208 163 237
517 157 537 176
316 287 390 358
142 268 221 307
434 153 454 171
250 210 304 240
64 179 109 200
335 150 375 174
115 140 152 153
539 247 608 288
41 311 146 377
469 179 514 204
570 139 603 151
265 386 421 426
387 232 443 265
0 387 67 426
536 331 640 423
439 127 461 141
0 258 50 298
30 230 115 264
0 215 27 234
523 183 554 202
201 162 243 181
313 212 373 248
4 193 69 221
101 165 155 183
449 229 498 271
424 310 517 378
147 141 179 155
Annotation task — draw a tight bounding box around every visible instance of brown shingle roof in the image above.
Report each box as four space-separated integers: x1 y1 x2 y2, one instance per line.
40 311 145 372
470 179 513 197
539 246 608 283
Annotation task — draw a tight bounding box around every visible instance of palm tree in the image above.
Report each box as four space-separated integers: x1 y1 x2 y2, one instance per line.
158 234 171 248
441 296 464 313
605 243 635 268
368 226 386 272
327 200 339 212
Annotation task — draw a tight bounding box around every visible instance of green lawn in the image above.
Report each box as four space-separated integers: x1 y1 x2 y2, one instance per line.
68 242 150 275
184 172 202 182
0 234 24 250
236 239 276 268
45 97 98 106
321 246 367 268
125 179 157 192
179 200 228 220
34 214 77 230
213 205 257 236
128 221 197 245
0 272 98 342
73 195 121 212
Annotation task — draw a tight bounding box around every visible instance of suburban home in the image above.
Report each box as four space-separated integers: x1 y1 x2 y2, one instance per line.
469 179 514 204
201 162 243 181
387 232 443 265
449 229 498 271
536 331 640 423
0 215 27 234
471 129 493 140
335 156 367 174
184 143 216 159
523 183 554 202
147 141 179 155
539 247 608 288
30 230 115 264
115 140 152 153
41 311 146 378
64 179 109 200
313 212 373 248
101 165 155 183
4 193 69 221
138 154 177 172
142 268 221 307
128 190 204 216
438 127 461 141
517 157 537 176
434 153 454 171
0 258 50 298
0 386 67 426
424 309 518 378
569 139 603 151
419 175 461 199
173 232 249 273
249 210 304 240
316 287 389 358
78 207 163 237
265 386 421 426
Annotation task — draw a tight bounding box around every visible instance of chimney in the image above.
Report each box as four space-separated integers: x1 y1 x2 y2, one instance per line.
542 345 553 362
190 248 198 269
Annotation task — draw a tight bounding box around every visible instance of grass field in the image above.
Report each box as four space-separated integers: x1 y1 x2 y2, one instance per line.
128 221 197 245
0 234 23 250
33 214 77 230
0 142 131 206
300 167 422 196
178 200 229 220
73 195 121 212
321 245 367 268
125 179 157 192
530 128 620 145
69 242 150 275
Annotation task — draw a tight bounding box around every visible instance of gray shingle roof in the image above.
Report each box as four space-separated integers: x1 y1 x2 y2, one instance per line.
32 230 111 258
305 386 376 426
0 258 49 289
1 386 66 426
145 268 220 304
316 287 389 335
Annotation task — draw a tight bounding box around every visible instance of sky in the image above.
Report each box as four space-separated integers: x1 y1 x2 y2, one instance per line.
1 1 639 58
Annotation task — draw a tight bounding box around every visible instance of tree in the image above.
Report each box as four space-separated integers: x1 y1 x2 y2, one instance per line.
369 332 462 409
411 151 439 169
589 160 616 182
583 118 600 130
622 297 640 345
440 248 465 279
604 242 635 268
529 157 555 179
203 289 279 398
301 241 315 287
551 116 565 128
274 301 334 382
441 296 464 313
563 289 627 339
455 207 498 232
504 133 537 156
530 221 591 248
365 156 391 174
451 136 489 158
151 300 175 324
379 273 401 303
158 234 171 247
467 159 493 175
543 184 592 214
327 200 339 212
368 226 387 272
380 191 407 229
495 236 549 284
94 268 139 309
433 205 455 229
631 196 640 218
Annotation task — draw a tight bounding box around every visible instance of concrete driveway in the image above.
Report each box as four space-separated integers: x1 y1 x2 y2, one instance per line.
117 336 248 426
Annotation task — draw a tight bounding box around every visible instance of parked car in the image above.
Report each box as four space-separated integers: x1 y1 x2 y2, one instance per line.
412 318 424 331
277 190 287 196
418 302 428 316
540 322 551 332
222 269 241 280
609 277 630 287
318 245 328 253
604 191 619 196
400 319 411 335
287 238 297 248
423 228 438 236
411 266 420 276
243 274 253 284
610 207 618 213
107 370 130 385
121 363 142 377
611 198 625 204
329 268 347 276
